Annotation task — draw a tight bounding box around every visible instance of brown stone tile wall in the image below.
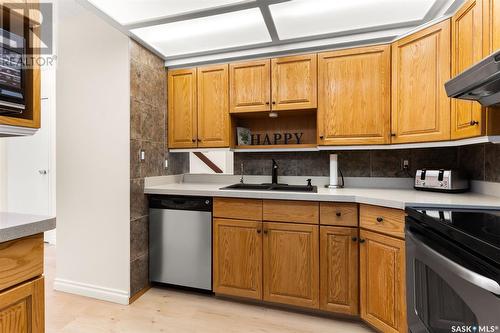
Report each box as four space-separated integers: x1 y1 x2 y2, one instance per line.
129 41 188 297
234 144 500 182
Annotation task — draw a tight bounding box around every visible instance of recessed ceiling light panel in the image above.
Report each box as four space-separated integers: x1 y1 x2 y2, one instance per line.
131 8 271 57
270 0 436 40
88 0 254 25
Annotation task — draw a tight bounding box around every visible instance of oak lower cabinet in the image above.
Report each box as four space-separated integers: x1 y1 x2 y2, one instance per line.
360 229 406 333
0 233 45 333
391 20 451 144
320 226 359 315
318 45 391 145
0 277 44 333
263 222 319 309
213 218 262 300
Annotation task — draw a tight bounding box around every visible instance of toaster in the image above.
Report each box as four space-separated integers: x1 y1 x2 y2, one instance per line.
414 169 469 193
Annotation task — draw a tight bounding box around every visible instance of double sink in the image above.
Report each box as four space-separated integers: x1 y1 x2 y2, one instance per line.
220 183 318 193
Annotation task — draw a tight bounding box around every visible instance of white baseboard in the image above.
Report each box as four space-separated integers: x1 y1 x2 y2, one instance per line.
54 278 130 305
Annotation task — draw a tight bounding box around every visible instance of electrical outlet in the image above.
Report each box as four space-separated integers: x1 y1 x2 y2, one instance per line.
402 159 410 171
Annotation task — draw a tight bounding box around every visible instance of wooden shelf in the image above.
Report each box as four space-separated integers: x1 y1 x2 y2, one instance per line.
234 144 319 152
236 144 317 149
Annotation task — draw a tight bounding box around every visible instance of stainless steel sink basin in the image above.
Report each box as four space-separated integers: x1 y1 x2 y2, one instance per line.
220 183 318 193
221 183 271 190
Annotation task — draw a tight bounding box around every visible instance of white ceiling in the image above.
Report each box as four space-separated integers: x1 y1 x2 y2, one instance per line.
84 0 464 67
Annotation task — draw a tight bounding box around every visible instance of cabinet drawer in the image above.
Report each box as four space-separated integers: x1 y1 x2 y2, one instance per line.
320 203 358 227
0 234 43 292
360 205 405 239
214 198 262 221
263 200 319 224
0 276 45 333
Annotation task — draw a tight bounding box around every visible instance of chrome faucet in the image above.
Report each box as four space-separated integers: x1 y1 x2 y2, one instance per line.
272 159 279 185
240 162 244 184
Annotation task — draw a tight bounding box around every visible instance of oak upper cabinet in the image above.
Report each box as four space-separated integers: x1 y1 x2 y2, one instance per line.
229 59 271 113
213 218 263 300
486 0 500 52
263 222 319 309
0 277 44 333
360 229 406 333
391 20 451 143
197 64 230 148
451 0 486 139
271 54 317 111
167 69 198 148
318 45 391 145
320 226 359 315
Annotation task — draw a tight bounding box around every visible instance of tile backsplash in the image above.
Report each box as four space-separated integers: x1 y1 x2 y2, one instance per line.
234 143 500 182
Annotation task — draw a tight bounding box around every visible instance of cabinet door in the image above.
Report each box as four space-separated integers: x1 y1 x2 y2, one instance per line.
167 69 197 148
320 226 359 315
271 54 317 111
360 230 406 333
263 222 319 309
0 277 44 333
391 20 451 143
489 0 500 52
451 0 485 139
213 218 262 300
197 64 230 148
229 59 271 113
318 45 391 145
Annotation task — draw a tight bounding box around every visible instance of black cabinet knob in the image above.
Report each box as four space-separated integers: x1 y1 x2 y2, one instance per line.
359 239 366 244
336 212 342 217
470 120 479 126
319 136 324 140
376 217 384 223
352 237 358 242
257 229 262 234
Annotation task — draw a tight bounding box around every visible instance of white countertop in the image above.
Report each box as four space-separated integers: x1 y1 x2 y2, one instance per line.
0 212 56 243
144 175 500 210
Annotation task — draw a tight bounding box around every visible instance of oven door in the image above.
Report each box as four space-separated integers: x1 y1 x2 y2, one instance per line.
406 221 500 333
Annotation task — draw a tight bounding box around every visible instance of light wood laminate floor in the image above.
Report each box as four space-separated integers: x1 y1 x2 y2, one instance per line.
45 244 374 332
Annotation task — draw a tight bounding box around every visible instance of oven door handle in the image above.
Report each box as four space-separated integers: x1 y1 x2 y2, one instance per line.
407 230 500 295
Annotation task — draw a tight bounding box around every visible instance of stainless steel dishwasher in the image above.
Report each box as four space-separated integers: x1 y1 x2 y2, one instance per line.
149 196 212 291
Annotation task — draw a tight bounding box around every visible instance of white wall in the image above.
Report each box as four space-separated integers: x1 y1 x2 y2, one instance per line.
55 0 130 304
189 151 234 174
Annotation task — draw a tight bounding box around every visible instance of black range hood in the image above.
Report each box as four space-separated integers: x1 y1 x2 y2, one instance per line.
445 49 500 107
